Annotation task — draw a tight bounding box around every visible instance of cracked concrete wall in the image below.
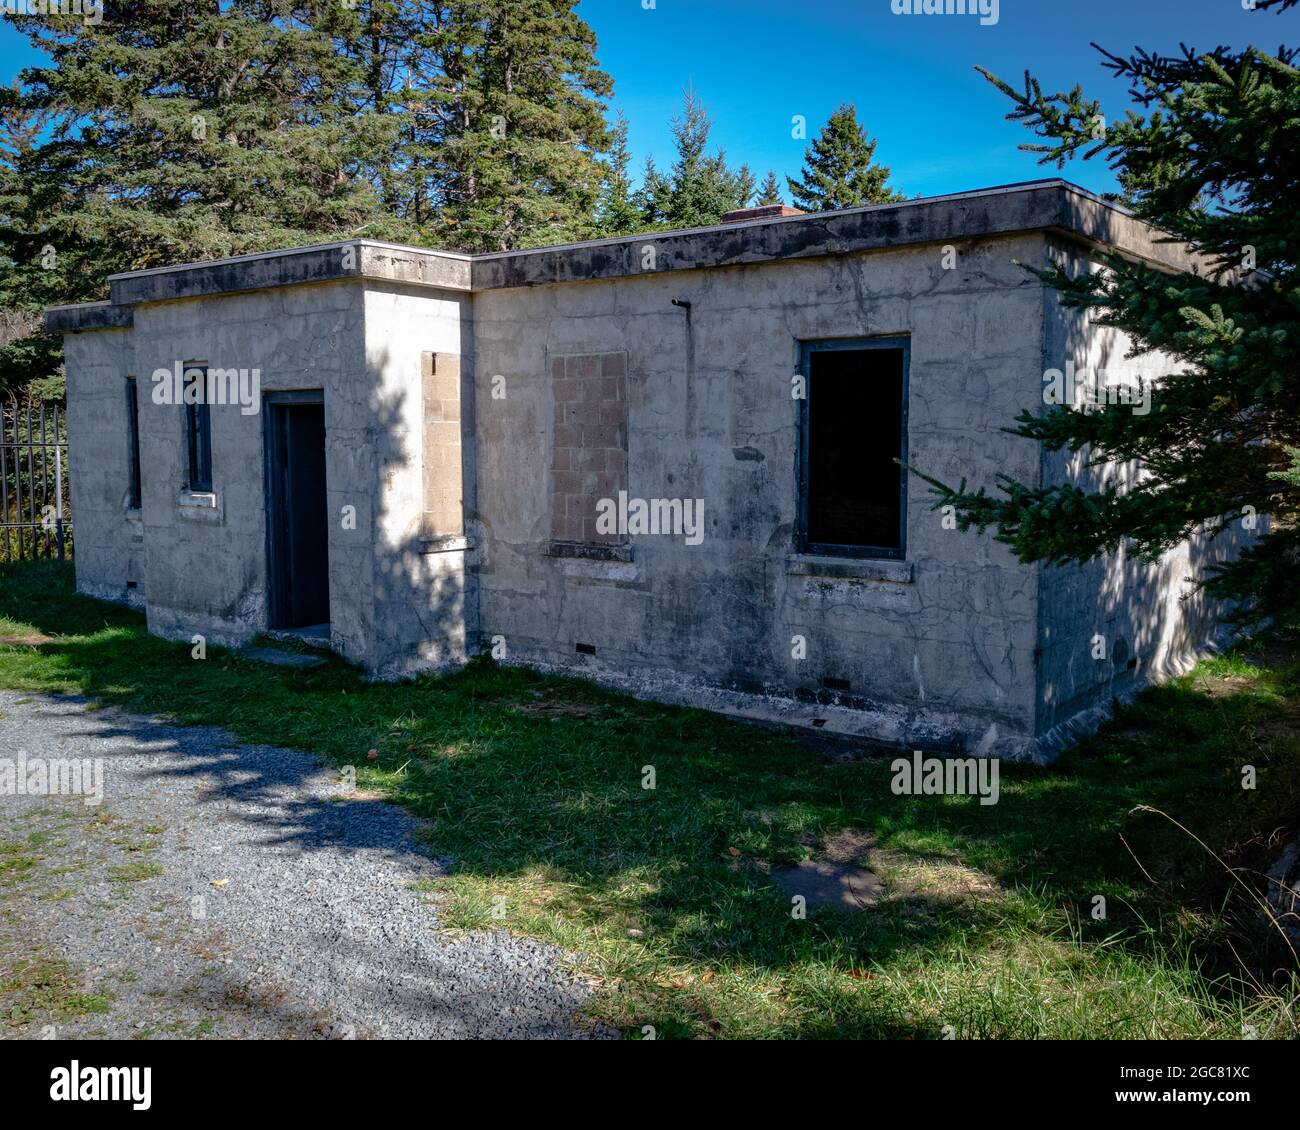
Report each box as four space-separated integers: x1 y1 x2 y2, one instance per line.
64 327 145 607
1033 236 1249 754
472 233 1050 756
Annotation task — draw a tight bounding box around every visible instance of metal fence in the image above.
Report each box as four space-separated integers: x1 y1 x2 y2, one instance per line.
1 391 71 560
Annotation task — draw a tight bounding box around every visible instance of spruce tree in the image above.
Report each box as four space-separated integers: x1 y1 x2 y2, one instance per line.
787 103 903 211
8 0 402 280
0 86 60 395
0 1 407 398
596 109 642 236
633 155 670 230
419 0 612 251
617 87 754 231
756 170 783 207
920 9 1300 631
733 163 756 211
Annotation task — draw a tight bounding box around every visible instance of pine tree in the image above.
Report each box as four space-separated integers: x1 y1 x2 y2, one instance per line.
919 13 1300 631
787 103 903 211
597 109 642 236
756 170 783 206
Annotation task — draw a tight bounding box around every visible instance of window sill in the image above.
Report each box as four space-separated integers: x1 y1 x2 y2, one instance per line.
547 540 633 563
176 489 221 522
420 534 473 555
786 553 913 584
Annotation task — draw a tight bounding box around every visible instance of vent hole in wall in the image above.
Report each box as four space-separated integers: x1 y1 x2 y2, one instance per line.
822 677 851 692
575 642 596 656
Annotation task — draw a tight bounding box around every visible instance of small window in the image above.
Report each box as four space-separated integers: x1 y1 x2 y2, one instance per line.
798 338 908 559
184 365 212 492
125 378 142 509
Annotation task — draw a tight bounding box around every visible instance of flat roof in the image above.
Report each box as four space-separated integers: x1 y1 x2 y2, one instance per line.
47 179 1203 334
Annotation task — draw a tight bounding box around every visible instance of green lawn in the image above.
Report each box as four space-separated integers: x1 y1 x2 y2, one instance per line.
1 560 1297 1039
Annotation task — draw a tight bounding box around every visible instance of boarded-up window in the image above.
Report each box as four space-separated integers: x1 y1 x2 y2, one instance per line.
799 339 908 559
550 351 628 547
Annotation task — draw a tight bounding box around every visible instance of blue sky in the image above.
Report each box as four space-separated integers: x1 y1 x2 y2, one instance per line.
0 1 1285 198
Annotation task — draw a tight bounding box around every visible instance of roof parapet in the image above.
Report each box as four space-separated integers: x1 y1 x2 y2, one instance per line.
45 180 1208 334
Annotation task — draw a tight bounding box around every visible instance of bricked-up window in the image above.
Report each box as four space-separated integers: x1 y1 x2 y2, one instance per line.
184 366 212 493
798 338 908 559
551 351 628 549
421 351 463 538
125 378 141 510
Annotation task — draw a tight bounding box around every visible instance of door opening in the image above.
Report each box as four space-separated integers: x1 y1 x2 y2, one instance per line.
266 393 329 630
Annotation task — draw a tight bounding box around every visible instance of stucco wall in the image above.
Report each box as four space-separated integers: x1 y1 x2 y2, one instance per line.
471 233 1051 755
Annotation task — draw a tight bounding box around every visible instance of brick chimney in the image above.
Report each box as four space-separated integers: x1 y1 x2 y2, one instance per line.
719 204 806 224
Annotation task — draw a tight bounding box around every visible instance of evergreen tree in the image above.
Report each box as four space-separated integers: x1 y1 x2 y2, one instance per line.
0 2 407 397
733 163 756 211
8 0 402 281
596 109 641 235
920 13 1300 631
418 0 612 251
756 170 783 206
632 87 750 229
787 103 903 211
632 155 670 229
0 85 59 396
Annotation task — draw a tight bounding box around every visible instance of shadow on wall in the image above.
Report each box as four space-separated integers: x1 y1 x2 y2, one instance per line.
1035 304 1249 736
328 334 477 678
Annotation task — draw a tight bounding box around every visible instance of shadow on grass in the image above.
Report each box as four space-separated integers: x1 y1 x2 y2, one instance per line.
3 561 1298 1036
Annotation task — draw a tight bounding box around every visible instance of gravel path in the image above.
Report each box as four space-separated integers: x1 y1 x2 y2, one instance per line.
0 690 606 1040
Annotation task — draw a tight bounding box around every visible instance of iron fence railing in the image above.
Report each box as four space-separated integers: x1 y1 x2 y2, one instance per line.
0 391 71 560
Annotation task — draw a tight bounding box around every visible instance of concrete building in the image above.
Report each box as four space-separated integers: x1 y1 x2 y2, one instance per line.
46 179 1241 761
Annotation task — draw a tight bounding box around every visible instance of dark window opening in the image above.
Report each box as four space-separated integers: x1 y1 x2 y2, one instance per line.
125 378 141 509
184 366 212 492
799 339 908 559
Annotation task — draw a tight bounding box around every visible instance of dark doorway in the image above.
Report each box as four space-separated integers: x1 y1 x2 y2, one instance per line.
266 393 329 630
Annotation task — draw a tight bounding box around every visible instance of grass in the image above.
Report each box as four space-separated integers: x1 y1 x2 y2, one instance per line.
0 956 111 1027
1 559 1297 1039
